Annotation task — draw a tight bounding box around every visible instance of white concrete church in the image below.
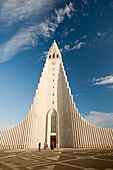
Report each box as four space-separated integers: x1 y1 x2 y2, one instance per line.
0 41 113 150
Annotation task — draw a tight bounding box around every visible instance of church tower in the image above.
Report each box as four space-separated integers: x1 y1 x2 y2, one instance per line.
32 40 75 148
0 41 113 149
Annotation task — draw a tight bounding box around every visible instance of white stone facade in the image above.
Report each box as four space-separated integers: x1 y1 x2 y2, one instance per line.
0 41 113 150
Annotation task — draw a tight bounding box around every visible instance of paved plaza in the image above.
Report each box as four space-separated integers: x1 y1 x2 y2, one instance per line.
0 148 113 170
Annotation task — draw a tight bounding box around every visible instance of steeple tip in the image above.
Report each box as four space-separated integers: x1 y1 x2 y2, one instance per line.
51 40 59 50
46 41 62 61
53 40 57 46
53 40 57 45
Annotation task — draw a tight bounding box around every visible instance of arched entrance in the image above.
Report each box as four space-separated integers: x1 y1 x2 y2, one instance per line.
45 108 59 148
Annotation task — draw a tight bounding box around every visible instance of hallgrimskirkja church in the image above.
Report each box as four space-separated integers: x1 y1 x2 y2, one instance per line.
0 41 113 150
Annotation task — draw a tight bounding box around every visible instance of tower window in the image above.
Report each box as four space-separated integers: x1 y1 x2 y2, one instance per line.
53 53 55 58
53 68 54 70
53 86 54 88
49 55 51 59
53 80 54 82
57 54 59 58
53 74 54 76
53 93 54 96
51 112 56 133
53 101 54 104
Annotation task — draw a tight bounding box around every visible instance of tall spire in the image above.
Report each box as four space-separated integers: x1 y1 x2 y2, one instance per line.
46 40 62 61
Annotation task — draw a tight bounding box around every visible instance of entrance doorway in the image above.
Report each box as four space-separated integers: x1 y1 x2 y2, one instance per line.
46 108 58 148
50 136 56 148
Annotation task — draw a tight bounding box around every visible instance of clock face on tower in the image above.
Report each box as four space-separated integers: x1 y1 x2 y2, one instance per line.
52 61 56 65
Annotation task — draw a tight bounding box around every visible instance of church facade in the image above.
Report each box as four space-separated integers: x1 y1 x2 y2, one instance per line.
0 41 113 149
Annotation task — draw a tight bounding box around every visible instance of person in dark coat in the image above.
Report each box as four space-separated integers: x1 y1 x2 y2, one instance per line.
38 142 41 151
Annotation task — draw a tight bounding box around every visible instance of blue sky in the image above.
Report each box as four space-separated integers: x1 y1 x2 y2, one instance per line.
0 0 113 130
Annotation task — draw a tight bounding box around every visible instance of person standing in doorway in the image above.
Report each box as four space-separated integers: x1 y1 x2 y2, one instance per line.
51 140 55 150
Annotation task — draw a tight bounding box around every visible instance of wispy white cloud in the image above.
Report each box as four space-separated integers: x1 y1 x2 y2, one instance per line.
0 0 53 26
74 93 84 97
63 41 86 52
66 67 74 71
38 20 58 38
61 27 76 38
75 39 79 44
0 26 38 62
81 0 98 17
55 2 75 23
81 0 89 17
64 44 70 51
36 2 75 39
82 0 89 5
70 28 75 32
97 32 101 36
73 42 86 50
0 123 16 131
93 0 97 3
0 0 55 62
97 31 107 37
0 1 75 62
92 75 113 85
39 51 48 61
108 85 113 89
64 31 70 37
82 0 98 5
83 35 87 39
84 111 113 128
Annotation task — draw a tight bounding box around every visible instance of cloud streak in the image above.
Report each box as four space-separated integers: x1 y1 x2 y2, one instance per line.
55 2 75 23
74 93 84 97
0 123 16 131
63 41 86 52
73 42 86 50
92 75 113 85
0 26 38 62
0 1 75 62
0 0 54 26
84 111 113 128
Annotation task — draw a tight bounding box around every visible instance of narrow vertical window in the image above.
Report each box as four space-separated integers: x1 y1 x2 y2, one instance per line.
53 53 55 58
51 112 56 133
